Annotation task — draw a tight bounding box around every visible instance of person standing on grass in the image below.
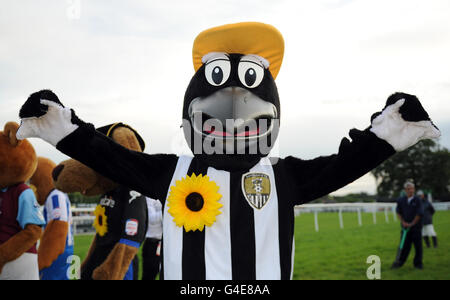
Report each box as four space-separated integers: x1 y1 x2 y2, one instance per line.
418 190 438 248
392 182 424 270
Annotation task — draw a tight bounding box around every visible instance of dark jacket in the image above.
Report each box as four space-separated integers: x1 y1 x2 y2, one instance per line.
421 198 435 225
396 196 424 231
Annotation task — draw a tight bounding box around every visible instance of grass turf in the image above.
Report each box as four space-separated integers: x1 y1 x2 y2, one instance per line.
74 210 450 280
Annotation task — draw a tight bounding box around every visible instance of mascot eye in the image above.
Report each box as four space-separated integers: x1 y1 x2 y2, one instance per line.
205 59 231 86
238 61 264 88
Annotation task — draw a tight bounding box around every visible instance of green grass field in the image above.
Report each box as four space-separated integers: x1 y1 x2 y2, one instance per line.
74 210 450 280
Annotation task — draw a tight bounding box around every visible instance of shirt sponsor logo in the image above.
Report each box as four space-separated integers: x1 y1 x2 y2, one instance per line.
99 197 115 208
125 219 139 236
241 172 271 210
33 199 40 209
52 208 62 220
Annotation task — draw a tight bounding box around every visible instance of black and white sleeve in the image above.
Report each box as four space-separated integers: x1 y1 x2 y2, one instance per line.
17 90 178 200
283 92 440 205
284 127 395 205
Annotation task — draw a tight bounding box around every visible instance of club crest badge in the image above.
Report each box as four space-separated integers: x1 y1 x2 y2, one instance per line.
242 172 271 209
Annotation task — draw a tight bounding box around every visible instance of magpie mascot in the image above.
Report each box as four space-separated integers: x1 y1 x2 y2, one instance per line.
16 22 440 280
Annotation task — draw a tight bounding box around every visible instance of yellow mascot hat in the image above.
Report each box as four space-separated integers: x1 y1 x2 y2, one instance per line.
193 22 285 80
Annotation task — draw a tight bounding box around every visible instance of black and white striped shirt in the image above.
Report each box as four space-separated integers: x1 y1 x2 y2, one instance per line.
58 125 395 280
162 156 295 280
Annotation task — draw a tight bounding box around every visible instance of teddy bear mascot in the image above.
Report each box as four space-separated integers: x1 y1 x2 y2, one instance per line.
29 156 74 280
51 123 148 280
0 121 45 280
16 22 441 279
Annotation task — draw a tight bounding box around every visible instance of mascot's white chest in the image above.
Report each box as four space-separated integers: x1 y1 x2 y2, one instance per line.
162 156 283 280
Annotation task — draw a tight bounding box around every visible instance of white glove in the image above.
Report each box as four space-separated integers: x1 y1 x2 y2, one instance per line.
370 95 441 151
17 90 79 146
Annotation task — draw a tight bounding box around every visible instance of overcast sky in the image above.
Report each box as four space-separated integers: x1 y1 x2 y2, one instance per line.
1 0 449 196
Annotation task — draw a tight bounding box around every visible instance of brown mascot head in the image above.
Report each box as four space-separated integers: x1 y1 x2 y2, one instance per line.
52 123 145 195
29 157 57 205
0 121 37 189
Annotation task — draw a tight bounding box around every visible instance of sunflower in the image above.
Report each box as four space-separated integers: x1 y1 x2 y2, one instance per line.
93 205 108 236
167 173 222 232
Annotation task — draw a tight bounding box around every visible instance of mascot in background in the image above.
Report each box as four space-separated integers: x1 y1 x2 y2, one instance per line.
17 22 440 279
30 156 74 280
142 197 162 280
52 123 148 280
0 122 44 280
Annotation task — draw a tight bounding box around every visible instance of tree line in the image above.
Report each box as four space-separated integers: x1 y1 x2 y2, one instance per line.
371 140 450 202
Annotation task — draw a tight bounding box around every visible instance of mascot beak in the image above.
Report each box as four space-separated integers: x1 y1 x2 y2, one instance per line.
188 86 277 139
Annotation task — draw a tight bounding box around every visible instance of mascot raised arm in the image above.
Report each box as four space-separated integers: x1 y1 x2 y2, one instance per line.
16 22 440 280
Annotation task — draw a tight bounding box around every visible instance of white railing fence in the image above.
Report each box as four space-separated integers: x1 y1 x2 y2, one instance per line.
72 207 95 235
294 202 450 232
